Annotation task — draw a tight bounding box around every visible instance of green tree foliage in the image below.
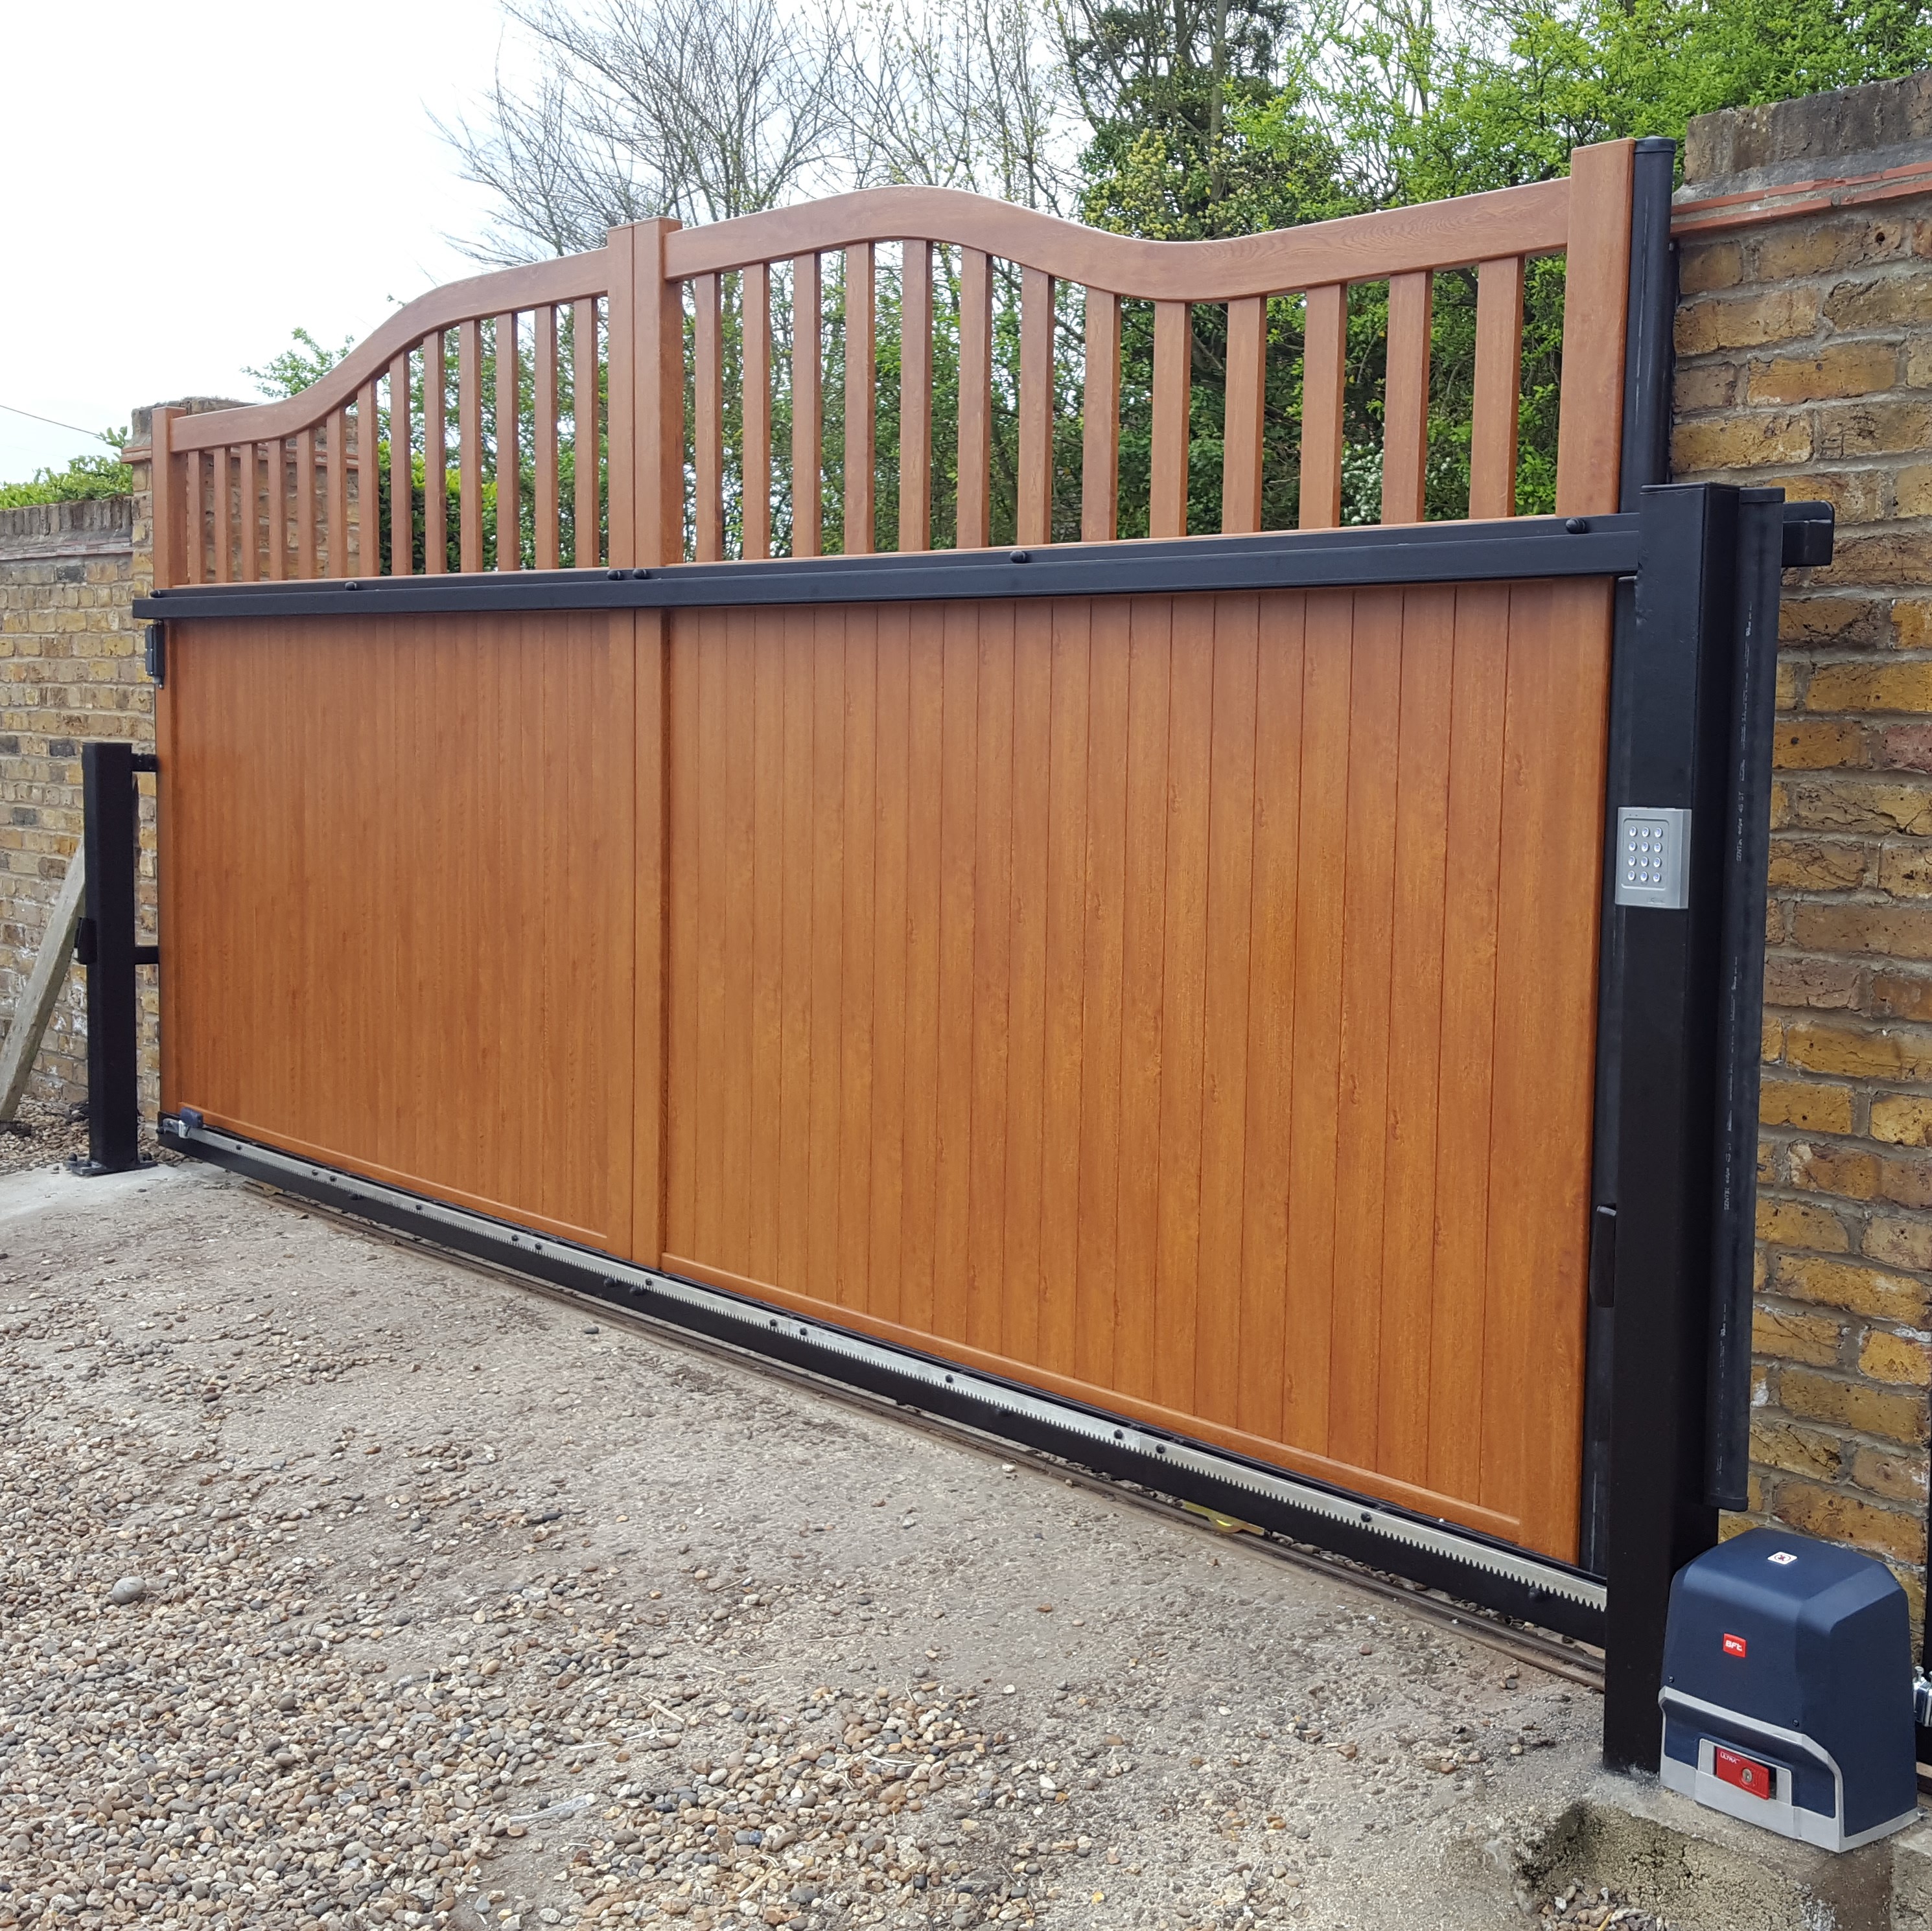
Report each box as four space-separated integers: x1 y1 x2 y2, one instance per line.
0 433 132 509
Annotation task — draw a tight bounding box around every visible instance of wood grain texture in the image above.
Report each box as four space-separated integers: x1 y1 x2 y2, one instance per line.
423 334 446 575
1469 257 1524 519
1554 140 1635 517
358 382 381 575
693 273 725 562
1222 296 1267 533
957 249 994 549
495 318 520 571
296 429 318 579
533 307 559 570
846 244 876 555
743 267 772 561
1150 302 1192 538
1298 285 1346 531
390 354 413 577
1017 266 1054 546
793 253 822 559
899 244 933 553
1381 272 1433 526
458 321 482 573
573 299 600 568
213 448 233 585
1081 289 1121 542
658 579 1612 1558
160 612 638 1252
152 410 184 590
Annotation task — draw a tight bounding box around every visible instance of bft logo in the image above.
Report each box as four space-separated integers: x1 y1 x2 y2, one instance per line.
1722 1633 1748 1658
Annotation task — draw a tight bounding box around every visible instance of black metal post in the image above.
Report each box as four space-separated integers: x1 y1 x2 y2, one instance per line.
1705 491 1789 1508
1619 137 1679 513
76 742 145 1175
1600 484 1741 1772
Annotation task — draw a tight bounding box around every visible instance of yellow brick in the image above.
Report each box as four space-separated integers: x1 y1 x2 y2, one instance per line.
1865 1215 1932 1273
1773 719 1863 767
1760 1079 1854 1134
1861 1328 1932 1388
1818 400 1932 459
1874 970 1932 1022
1874 1091 1932 1146
1678 240 1743 293
1807 661 1932 713
1752 467 1891 525
1824 269 1932 331
1775 1253 1929 1324
1763 1010 1785 1059
1747 343 1898 404
1672 412 1814 474
1897 467 1932 519
1764 953 1861 1008
1773 1479 1926 1563
1792 900 1932 957
1752 1303 1845 1363
1766 838 1868 890
1750 1414 1844 1479
1788 1140 1881 1201
1880 843 1932 897
1756 1196 1849 1251
1777 1366 1928 1444
1850 1444 1927 1505
1676 288 1821 355
1784 1019 1932 1080
1778 776 1932 837
1676 362 1739 412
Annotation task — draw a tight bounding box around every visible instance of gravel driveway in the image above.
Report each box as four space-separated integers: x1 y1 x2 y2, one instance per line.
0 1160 1612 1930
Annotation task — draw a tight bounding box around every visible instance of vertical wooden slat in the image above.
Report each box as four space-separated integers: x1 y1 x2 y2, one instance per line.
1469 258 1524 519
1298 284 1347 531
693 272 725 562
956 248 993 548
1150 301 1191 538
181 446 204 583
358 378 382 574
495 313 520 570
635 608 671 1262
328 411 349 577
534 306 559 569
239 443 261 583
1381 272 1433 526
1555 141 1635 516
390 353 413 577
837 612 878 1301
423 332 447 575
213 445 233 584
573 298 599 567
267 435 288 581
846 243 876 556
743 266 773 561
295 428 318 579
1081 288 1121 543
1017 265 1054 546
899 244 933 553
791 253 822 558
1222 297 1268 533
458 319 482 573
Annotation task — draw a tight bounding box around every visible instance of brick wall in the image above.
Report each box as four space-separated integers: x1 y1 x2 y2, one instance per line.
0 497 147 1106
1673 72 1932 1616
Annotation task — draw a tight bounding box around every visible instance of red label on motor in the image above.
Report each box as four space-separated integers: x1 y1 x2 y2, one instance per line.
1721 1632 1748 1658
1713 1746 1775 1798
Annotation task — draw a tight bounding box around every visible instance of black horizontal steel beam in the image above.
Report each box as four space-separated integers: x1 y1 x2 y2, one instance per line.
136 515 1640 624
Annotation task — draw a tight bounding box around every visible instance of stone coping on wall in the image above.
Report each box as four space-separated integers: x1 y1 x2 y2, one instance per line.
0 498 134 562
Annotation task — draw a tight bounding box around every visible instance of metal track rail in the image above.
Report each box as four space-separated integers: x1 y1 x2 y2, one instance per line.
163 1116 1608 1645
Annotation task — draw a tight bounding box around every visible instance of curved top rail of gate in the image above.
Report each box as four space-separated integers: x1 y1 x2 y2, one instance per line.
145 139 1635 589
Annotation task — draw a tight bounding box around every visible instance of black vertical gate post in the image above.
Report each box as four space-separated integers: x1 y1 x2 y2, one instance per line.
75 741 153 1175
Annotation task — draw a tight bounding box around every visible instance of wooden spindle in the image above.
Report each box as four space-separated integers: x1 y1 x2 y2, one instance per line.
238 443 260 583
1017 266 1053 546
1381 271 1432 525
957 247 992 548
179 448 202 586
1469 258 1524 520
495 313 520 570
296 428 318 578
1555 140 1635 517
1081 287 1120 543
268 437 288 581
1298 284 1347 531
846 243 875 555
791 253 822 558
390 352 413 576
213 446 233 584
572 299 598 568
327 410 349 576
358 380 382 574
1150 301 1192 538
743 266 772 560
899 242 932 553
425 330 447 575
459 319 482 573
533 306 559 569
694 273 725 562
1222 297 1268 534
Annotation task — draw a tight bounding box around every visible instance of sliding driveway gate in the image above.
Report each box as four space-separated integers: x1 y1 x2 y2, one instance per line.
118 137 1817 1768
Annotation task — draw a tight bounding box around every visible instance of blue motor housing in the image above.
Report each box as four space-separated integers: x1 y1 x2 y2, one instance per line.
1658 1527 1916 1850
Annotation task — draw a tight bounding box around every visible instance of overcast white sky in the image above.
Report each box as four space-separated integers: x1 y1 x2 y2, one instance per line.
3 0 522 483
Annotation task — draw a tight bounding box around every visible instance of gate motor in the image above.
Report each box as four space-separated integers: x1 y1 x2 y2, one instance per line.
1658 1528 1916 1850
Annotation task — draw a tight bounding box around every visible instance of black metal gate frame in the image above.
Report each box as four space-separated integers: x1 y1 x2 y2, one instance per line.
115 135 1830 1774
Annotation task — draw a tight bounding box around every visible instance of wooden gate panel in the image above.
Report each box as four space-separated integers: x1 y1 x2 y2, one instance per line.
661 581 1611 1560
161 614 638 1253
